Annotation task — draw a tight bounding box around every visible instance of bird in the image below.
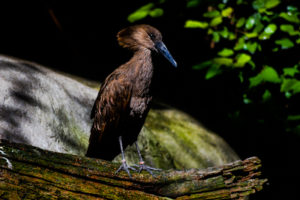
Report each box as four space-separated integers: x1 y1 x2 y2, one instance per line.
86 24 177 177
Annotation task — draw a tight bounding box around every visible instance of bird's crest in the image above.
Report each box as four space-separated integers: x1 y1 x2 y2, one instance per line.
117 24 162 51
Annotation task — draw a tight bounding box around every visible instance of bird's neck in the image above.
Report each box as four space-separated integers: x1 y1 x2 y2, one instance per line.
129 48 153 75
132 48 152 65
129 48 154 96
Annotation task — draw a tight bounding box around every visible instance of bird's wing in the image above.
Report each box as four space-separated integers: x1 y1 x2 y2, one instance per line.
90 80 107 119
90 73 132 141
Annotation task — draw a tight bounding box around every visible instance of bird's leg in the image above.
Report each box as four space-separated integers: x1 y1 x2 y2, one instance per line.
115 136 136 178
133 142 161 176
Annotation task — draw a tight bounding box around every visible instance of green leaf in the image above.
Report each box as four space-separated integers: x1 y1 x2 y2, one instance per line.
252 0 280 10
210 16 223 26
229 32 236 40
264 0 280 9
219 27 229 38
212 32 220 42
246 42 258 54
280 24 299 36
248 60 256 69
285 91 292 98
253 20 265 33
245 32 258 38
134 3 154 11
283 67 299 77
128 11 149 23
234 37 246 50
257 43 262 51
149 8 164 18
262 89 272 101
127 3 154 23
264 23 277 34
205 65 222 79
236 17 246 28
262 15 271 22
207 28 213 34
218 3 226 10
280 24 294 32
297 38 300 44
258 23 277 40
245 16 256 30
287 6 298 12
287 115 300 121
237 0 245 5
221 7 233 17
203 10 221 18
249 66 281 88
234 53 251 67
213 57 233 66
281 78 300 94
187 0 201 8
218 48 234 57
275 38 294 49
239 72 244 82
252 0 265 10
192 60 213 70
258 33 271 40
279 12 300 24
185 20 209 29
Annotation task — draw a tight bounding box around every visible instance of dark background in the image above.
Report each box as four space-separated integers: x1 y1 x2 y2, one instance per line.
0 0 299 199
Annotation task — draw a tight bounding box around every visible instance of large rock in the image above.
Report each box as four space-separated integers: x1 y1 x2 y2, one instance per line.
0 55 238 169
0 55 95 155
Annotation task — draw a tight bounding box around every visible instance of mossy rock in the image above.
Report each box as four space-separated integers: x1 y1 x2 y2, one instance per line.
0 55 238 170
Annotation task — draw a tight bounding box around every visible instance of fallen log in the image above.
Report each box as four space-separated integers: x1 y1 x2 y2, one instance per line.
0 139 267 199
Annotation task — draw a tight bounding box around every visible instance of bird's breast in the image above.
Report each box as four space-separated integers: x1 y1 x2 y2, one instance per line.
132 62 154 94
129 96 152 118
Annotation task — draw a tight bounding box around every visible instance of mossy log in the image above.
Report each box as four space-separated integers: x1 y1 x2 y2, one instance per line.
0 140 267 199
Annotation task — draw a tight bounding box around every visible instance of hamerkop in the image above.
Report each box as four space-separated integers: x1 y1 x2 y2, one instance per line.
86 24 177 177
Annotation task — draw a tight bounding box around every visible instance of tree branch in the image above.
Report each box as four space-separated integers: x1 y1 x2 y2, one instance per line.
0 140 267 199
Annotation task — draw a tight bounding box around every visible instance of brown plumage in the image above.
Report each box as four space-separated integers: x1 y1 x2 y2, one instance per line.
86 24 176 176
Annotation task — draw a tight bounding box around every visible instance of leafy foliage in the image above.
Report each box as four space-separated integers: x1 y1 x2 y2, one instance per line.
127 2 164 23
128 0 300 136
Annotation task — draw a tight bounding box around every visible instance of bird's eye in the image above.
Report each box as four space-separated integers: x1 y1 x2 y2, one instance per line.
149 33 155 40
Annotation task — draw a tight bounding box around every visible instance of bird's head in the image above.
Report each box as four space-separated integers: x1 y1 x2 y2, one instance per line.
117 24 177 67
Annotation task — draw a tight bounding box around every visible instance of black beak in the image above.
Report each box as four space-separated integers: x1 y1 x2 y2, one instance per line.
155 41 177 67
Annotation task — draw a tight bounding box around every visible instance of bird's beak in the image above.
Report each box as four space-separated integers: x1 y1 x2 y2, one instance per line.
155 41 177 67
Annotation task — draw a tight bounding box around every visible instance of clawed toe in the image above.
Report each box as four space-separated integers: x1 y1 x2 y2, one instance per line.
115 160 136 178
133 162 161 176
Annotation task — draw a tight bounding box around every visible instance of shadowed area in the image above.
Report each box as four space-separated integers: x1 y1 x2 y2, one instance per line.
0 105 29 128
0 105 30 144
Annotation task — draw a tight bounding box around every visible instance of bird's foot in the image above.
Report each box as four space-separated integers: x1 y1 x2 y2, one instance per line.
115 159 136 178
133 161 161 176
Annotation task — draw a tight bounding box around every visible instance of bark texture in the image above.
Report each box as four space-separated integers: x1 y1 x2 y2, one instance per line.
0 140 267 200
